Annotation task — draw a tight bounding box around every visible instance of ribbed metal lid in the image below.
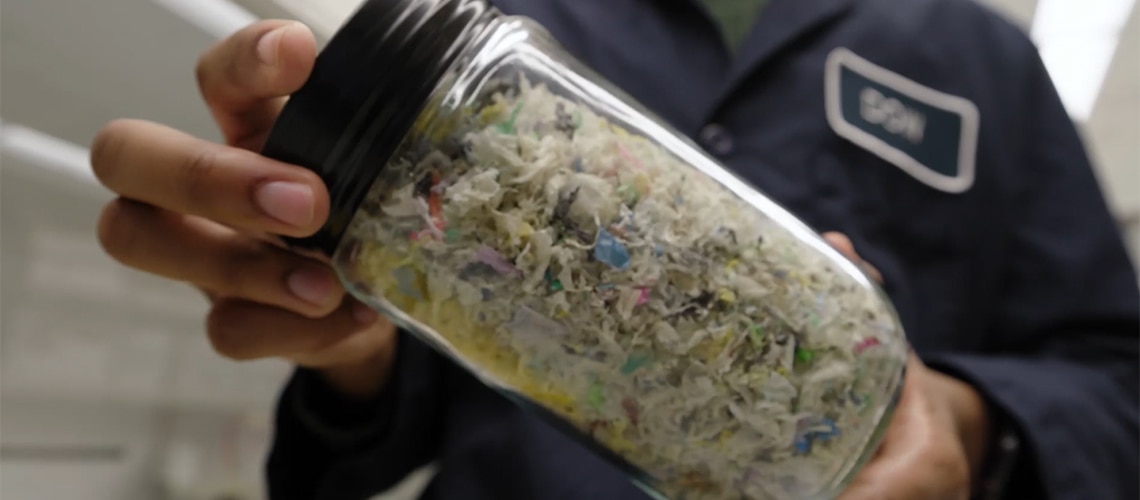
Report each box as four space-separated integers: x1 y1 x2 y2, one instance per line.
262 0 495 254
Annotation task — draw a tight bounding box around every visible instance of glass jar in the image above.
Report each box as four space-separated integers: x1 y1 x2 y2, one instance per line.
262 0 909 498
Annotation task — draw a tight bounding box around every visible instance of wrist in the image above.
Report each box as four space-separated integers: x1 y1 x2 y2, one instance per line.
315 329 399 400
928 369 991 482
289 349 402 449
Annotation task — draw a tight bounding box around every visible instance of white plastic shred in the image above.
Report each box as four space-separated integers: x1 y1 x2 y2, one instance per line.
343 75 908 499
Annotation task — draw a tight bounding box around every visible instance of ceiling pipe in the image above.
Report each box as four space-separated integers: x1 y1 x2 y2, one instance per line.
0 119 104 195
151 0 259 40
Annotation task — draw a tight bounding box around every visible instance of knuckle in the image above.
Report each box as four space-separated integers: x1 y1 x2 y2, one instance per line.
215 241 266 298
179 148 220 206
205 303 254 360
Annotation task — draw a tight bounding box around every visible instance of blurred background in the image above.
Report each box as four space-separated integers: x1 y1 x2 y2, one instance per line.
0 0 1136 499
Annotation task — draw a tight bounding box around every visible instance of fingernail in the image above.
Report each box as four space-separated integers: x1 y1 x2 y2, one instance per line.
255 181 313 227
257 24 294 66
287 267 334 305
353 301 379 325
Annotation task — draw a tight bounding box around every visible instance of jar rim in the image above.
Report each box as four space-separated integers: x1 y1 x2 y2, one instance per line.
261 0 498 255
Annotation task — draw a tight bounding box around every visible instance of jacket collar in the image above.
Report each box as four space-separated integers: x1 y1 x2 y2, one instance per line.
704 0 858 117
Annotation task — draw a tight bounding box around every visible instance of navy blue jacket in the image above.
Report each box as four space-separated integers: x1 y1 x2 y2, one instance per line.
266 0 1140 498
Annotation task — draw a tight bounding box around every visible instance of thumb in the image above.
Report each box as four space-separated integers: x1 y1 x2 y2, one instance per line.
196 20 318 149
822 232 884 284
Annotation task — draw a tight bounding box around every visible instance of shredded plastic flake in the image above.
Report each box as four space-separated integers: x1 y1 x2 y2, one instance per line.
343 75 905 499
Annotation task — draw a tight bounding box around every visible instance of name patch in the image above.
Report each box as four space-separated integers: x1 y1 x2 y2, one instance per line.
825 48 979 193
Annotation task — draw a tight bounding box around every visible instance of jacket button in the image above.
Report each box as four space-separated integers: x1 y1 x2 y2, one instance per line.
699 123 734 156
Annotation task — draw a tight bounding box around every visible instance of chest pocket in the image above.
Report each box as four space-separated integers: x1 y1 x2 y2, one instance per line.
813 48 991 349
810 134 980 351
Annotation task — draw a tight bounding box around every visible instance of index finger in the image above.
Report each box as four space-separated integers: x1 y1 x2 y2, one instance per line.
196 20 317 150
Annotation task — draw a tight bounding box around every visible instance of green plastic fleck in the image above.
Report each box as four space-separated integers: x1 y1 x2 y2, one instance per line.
496 101 524 134
544 269 563 291
617 185 640 204
748 324 764 348
587 383 606 409
795 347 815 364
620 354 652 375
445 228 460 243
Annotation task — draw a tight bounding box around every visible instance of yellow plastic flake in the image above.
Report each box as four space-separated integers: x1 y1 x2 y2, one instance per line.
718 430 733 446
518 222 534 238
355 249 569 409
718 289 736 303
354 242 384 280
633 173 652 198
410 101 466 144
476 101 507 126
726 259 740 270
411 107 437 135
596 421 635 454
695 332 732 363
611 124 631 139
526 385 578 417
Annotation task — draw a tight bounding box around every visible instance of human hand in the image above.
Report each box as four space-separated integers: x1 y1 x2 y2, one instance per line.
822 232 990 500
91 20 397 399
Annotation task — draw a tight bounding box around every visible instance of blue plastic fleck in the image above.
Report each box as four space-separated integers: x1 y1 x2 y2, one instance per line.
794 417 841 454
393 267 423 300
818 418 839 439
794 436 811 454
571 157 584 172
594 229 631 269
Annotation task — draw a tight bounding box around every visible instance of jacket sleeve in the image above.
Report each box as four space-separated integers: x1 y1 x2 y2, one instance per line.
923 32 1139 500
265 329 450 500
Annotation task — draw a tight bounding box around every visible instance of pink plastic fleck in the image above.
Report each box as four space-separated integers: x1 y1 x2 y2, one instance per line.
854 337 881 354
636 287 651 306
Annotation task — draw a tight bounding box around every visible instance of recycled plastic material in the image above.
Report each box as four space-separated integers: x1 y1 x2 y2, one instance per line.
336 71 910 499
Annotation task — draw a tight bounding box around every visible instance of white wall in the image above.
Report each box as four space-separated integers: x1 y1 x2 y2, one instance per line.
1 399 164 500
1 398 275 500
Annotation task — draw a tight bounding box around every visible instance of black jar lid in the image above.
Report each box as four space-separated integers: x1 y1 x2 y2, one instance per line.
261 0 495 255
